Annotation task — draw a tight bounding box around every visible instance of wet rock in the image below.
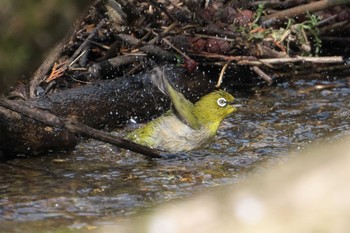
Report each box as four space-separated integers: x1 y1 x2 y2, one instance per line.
99 137 350 233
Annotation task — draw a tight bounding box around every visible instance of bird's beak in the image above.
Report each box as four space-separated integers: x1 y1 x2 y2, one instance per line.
227 100 242 108
231 104 242 108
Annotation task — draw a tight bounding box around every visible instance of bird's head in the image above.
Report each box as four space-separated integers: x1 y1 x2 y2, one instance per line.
193 90 237 133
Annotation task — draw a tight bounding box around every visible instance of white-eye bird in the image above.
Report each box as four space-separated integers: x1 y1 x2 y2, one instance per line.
127 68 237 152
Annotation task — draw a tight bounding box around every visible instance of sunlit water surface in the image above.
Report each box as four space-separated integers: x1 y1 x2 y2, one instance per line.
1 78 350 232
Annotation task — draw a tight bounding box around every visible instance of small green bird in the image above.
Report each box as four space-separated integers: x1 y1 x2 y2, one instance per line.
127 68 237 153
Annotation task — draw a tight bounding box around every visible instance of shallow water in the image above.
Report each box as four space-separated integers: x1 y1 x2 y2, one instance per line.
1 77 350 232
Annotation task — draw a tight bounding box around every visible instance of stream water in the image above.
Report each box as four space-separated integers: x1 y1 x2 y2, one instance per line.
1 76 350 232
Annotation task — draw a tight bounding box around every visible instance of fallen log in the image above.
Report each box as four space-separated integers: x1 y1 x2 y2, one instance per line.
0 104 77 158
0 98 162 159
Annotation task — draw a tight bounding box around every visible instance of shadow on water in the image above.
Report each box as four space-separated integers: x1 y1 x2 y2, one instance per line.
1 77 350 231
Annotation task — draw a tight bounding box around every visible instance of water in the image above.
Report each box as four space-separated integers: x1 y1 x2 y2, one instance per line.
1 77 349 232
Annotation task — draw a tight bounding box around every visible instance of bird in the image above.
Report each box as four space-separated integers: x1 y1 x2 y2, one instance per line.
127 67 237 153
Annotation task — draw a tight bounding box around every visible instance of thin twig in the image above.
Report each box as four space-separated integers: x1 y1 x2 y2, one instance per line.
251 66 273 84
191 52 344 65
216 62 230 88
117 34 177 61
264 0 349 20
185 33 237 42
162 38 191 60
69 50 87 67
148 22 178 44
68 19 107 66
259 56 344 64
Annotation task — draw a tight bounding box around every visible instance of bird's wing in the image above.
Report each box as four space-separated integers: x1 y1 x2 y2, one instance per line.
150 67 200 129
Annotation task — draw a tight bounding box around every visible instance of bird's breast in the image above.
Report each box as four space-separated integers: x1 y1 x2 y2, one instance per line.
150 115 212 152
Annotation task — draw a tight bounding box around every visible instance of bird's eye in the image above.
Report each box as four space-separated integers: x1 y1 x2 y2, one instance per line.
217 97 227 107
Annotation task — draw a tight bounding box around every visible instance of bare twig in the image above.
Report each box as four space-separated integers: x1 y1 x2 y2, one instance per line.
117 34 177 61
148 22 178 45
192 52 343 66
216 62 230 88
259 56 344 64
162 38 191 60
264 0 350 21
69 50 87 67
251 66 273 84
68 19 107 67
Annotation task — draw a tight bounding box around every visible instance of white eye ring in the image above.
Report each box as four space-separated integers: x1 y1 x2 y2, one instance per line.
217 97 227 107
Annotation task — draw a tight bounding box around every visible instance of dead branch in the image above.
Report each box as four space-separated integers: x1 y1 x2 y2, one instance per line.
259 56 344 64
264 0 350 21
192 53 343 66
251 66 273 84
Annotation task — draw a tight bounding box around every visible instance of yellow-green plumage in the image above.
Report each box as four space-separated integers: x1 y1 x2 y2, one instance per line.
127 68 237 152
